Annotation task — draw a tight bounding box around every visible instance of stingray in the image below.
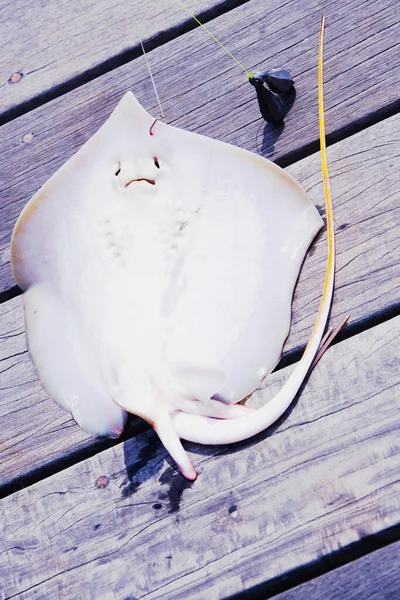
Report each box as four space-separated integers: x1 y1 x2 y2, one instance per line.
11 22 336 480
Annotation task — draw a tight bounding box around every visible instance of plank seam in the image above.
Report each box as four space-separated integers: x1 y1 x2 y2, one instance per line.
0 0 252 127
276 98 400 169
0 419 147 500
225 523 400 600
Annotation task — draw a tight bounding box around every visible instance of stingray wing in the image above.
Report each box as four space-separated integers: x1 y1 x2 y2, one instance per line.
11 92 322 459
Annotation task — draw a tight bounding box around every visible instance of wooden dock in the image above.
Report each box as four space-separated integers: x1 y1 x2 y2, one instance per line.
1 0 399 597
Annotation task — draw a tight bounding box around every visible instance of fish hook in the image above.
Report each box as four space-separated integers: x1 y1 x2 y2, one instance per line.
149 118 158 136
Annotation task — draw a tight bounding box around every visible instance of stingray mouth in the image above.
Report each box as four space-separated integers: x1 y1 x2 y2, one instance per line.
125 178 156 188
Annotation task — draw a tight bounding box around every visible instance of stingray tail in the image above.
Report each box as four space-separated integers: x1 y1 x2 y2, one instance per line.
154 410 197 480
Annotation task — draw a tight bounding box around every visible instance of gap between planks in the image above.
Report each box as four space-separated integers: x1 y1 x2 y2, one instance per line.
0 0 252 124
266 537 400 600
0 111 399 495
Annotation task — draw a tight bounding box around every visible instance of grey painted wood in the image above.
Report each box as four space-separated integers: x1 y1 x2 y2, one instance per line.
1 111 399 490
274 541 400 600
1 315 399 599
0 0 230 118
1 0 399 292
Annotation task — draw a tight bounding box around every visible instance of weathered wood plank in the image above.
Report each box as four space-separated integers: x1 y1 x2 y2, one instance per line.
274 541 400 600
1 111 399 491
1 0 399 293
286 113 400 347
0 0 235 118
0 296 98 484
1 315 399 599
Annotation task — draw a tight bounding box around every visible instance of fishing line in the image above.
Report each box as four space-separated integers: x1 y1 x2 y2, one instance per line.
176 0 295 123
176 0 253 78
139 40 166 119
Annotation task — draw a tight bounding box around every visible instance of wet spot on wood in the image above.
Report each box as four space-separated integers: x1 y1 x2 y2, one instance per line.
338 222 349 231
158 466 194 513
121 437 160 498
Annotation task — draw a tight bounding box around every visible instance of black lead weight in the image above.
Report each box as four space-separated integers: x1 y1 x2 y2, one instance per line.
249 68 296 123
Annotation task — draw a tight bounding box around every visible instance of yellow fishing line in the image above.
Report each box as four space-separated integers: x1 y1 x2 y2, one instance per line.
176 0 253 78
304 15 336 352
318 14 335 304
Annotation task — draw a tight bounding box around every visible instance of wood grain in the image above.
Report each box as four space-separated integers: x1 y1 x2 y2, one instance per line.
274 541 400 600
0 0 234 118
1 315 399 599
1 111 399 491
1 0 399 292
0 296 95 485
